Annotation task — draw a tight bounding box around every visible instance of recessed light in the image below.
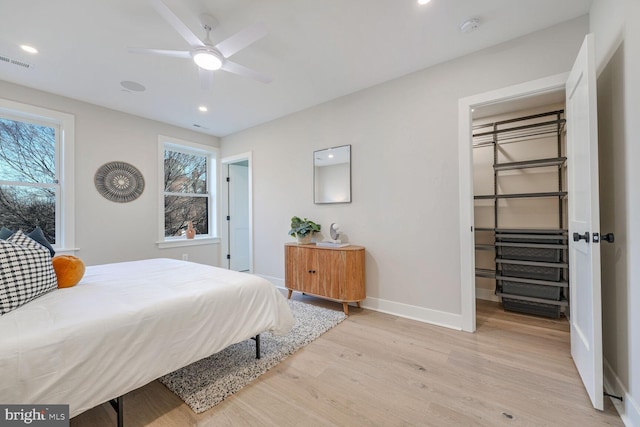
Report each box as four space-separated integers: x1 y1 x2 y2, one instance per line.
417 0 432 5
198 106 208 112
20 45 38 54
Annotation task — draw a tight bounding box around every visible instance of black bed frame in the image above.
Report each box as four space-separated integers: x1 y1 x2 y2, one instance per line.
108 334 261 427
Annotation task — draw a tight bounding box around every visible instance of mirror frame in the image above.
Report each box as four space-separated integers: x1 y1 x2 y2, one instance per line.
313 144 352 204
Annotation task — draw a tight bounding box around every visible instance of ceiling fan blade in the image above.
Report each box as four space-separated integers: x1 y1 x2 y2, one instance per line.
199 68 214 90
128 47 192 59
215 22 267 58
149 0 204 47
221 60 272 84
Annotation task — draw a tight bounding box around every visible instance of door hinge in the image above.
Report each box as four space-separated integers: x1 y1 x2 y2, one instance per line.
226 215 230 221
226 254 231 260
226 177 230 182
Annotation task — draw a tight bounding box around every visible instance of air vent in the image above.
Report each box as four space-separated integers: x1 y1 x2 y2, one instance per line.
0 54 32 69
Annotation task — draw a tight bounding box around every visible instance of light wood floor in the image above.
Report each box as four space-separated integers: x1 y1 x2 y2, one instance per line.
72 295 622 426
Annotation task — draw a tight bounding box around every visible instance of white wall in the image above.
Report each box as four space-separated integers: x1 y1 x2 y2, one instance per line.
0 80 221 266
591 0 640 424
221 17 588 325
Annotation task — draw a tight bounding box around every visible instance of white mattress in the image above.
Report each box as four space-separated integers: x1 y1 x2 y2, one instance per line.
0 258 294 417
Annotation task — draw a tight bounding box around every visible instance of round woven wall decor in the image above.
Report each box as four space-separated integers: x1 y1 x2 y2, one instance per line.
94 161 145 203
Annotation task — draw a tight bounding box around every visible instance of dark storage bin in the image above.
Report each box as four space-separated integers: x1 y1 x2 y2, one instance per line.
496 234 564 245
501 263 562 281
500 246 561 263
502 297 562 318
501 281 563 300
496 230 566 245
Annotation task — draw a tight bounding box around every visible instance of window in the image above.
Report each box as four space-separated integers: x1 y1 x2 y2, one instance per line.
159 136 217 246
0 99 75 250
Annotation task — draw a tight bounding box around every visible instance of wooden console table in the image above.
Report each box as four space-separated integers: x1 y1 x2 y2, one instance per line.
284 243 365 315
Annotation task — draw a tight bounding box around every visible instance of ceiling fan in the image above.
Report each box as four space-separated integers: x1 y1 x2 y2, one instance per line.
128 0 272 86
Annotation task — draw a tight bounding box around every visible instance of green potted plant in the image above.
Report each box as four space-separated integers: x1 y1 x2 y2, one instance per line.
288 216 321 244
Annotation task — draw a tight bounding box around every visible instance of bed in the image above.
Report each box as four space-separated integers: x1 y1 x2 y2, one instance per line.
0 258 294 420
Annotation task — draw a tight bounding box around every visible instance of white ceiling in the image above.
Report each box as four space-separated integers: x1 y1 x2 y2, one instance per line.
0 0 592 137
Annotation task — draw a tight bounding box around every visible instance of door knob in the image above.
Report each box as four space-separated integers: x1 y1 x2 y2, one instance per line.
573 232 590 243
601 233 615 243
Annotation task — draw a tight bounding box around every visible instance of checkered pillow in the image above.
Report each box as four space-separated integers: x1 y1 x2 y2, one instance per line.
0 230 58 315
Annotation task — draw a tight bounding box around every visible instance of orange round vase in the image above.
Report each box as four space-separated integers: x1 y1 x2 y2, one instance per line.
52 255 86 288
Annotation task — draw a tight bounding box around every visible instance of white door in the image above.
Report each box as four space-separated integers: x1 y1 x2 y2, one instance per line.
228 162 250 272
565 34 603 410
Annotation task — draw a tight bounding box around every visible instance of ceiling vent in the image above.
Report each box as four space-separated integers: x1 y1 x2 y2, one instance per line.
0 54 32 69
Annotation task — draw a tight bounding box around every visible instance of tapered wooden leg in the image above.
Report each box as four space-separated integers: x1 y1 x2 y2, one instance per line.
342 302 349 315
356 301 361 308
287 289 293 299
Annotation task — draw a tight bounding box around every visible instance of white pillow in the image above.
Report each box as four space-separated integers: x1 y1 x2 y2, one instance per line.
0 231 58 315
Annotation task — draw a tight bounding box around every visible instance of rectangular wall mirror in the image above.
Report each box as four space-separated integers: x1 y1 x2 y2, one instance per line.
314 144 351 204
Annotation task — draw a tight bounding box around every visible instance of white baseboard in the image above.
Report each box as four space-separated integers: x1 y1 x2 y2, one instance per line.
361 297 462 330
604 358 640 427
476 287 500 302
257 274 285 289
258 275 462 330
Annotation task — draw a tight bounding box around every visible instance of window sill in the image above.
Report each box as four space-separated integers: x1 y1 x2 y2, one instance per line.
54 247 80 256
157 237 220 249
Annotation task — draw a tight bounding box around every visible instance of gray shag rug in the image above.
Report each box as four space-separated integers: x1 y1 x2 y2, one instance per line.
159 300 346 413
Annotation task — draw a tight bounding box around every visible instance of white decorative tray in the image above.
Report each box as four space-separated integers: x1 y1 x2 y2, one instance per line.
316 242 351 248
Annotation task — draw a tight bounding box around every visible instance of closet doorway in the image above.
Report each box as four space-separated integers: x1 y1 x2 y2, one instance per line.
459 34 605 411
472 96 568 319
458 73 570 332
221 153 253 272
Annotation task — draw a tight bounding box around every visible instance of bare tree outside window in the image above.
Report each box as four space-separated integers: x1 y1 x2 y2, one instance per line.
164 149 209 237
0 117 57 243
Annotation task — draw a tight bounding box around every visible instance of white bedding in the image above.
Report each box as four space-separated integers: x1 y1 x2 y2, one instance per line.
0 258 294 417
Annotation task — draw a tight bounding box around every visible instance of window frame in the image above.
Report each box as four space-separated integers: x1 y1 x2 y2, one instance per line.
0 98 75 253
157 135 219 248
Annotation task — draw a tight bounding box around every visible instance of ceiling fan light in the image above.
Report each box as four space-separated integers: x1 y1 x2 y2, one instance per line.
193 51 222 71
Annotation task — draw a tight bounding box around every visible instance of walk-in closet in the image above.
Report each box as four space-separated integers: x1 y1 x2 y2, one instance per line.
472 97 569 321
